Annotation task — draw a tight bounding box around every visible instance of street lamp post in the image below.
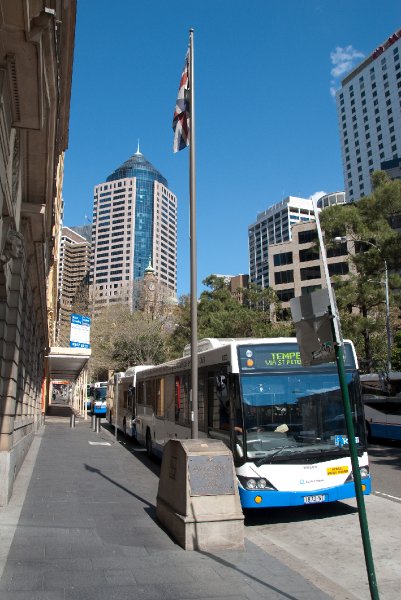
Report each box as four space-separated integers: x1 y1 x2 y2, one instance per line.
313 208 379 600
334 236 392 373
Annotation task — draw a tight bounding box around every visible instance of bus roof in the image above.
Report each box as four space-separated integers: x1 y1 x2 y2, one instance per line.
183 337 355 357
124 365 154 377
182 337 301 357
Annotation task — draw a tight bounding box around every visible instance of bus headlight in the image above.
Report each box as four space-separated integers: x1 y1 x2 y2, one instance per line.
237 476 276 491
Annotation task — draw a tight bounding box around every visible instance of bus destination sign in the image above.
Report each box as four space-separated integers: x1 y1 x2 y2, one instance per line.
238 344 303 371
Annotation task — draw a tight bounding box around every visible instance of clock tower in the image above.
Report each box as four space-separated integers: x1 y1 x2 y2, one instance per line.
143 259 157 315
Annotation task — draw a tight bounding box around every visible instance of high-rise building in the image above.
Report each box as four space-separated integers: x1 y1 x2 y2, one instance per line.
268 220 353 315
248 196 315 288
57 227 91 344
336 28 401 202
90 148 177 308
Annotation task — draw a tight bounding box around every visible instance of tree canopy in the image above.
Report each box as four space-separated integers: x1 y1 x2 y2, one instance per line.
320 172 401 372
168 275 294 359
90 304 169 380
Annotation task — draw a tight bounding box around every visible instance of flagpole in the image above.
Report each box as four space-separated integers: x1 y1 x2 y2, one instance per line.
189 28 198 439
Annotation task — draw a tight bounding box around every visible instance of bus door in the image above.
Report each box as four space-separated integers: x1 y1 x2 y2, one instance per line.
169 372 191 439
207 367 231 447
153 377 167 449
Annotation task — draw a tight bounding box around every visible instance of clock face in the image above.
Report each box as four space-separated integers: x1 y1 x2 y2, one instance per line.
148 282 155 291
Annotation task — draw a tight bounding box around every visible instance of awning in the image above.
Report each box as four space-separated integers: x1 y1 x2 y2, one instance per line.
46 347 91 382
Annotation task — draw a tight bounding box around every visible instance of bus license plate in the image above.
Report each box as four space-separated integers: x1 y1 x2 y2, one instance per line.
304 494 326 504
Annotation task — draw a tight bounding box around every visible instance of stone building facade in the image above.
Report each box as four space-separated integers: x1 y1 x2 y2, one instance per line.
0 0 76 505
268 221 355 318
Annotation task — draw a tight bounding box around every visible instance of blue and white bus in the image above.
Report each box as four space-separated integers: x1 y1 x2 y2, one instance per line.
113 338 371 509
361 372 401 441
91 381 108 417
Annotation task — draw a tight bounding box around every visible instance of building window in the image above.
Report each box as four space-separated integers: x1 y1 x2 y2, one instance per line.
276 289 295 302
328 262 349 276
327 242 348 258
274 270 294 285
299 247 319 262
300 266 321 281
273 252 293 266
298 229 317 245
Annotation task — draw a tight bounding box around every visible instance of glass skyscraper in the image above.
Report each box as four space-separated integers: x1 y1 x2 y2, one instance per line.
90 148 177 308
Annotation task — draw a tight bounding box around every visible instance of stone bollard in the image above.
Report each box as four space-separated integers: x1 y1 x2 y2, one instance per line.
70 412 75 428
91 414 96 430
95 417 101 433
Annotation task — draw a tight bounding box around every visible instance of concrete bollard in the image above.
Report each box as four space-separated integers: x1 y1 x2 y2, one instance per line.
70 412 75 428
95 417 101 433
91 414 96 430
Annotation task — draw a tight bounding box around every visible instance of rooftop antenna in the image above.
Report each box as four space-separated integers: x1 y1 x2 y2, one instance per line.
135 139 141 155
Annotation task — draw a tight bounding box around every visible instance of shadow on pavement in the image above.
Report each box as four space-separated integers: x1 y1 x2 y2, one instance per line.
46 403 73 417
101 422 162 477
99 423 358 530
200 549 301 600
244 500 358 527
367 440 401 470
83 463 157 521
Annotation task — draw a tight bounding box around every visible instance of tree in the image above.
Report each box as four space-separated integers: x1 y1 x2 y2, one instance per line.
320 172 401 371
90 304 169 379
168 276 294 358
392 330 401 372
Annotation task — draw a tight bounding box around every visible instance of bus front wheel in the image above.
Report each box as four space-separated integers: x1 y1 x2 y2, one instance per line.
146 429 153 458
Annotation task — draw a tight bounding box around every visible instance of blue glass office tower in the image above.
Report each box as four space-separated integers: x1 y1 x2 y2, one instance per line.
91 149 177 308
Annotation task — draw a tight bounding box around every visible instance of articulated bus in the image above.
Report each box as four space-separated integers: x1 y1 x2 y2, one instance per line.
112 338 371 509
360 372 401 441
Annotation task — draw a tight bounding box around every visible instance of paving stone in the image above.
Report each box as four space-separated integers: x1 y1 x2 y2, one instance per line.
0 421 334 600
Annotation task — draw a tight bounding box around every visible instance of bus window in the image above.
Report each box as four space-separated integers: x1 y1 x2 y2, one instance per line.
156 378 165 417
207 369 229 432
175 374 190 426
137 381 145 405
146 380 157 410
127 385 134 412
175 375 180 421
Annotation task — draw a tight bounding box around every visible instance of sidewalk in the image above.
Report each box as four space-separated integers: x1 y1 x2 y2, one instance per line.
0 413 334 600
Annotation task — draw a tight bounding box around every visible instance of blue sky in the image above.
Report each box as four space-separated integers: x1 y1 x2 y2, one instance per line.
63 0 401 297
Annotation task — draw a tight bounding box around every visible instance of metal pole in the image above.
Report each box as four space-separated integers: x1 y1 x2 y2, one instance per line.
189 28 198 439
384 259 392 373
313 200 380 600
84 369 88 421
114 373 119 442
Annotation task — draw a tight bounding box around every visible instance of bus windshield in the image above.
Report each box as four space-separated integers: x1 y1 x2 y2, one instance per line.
95 387 107 401
239 371 366 462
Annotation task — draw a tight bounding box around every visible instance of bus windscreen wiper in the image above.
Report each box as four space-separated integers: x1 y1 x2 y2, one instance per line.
254 445 301 466
255 444 349 466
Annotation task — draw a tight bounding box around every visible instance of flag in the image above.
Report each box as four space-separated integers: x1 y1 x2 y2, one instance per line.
172 48 190 152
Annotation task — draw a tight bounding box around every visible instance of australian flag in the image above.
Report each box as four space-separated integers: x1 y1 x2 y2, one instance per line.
173 48 190 152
